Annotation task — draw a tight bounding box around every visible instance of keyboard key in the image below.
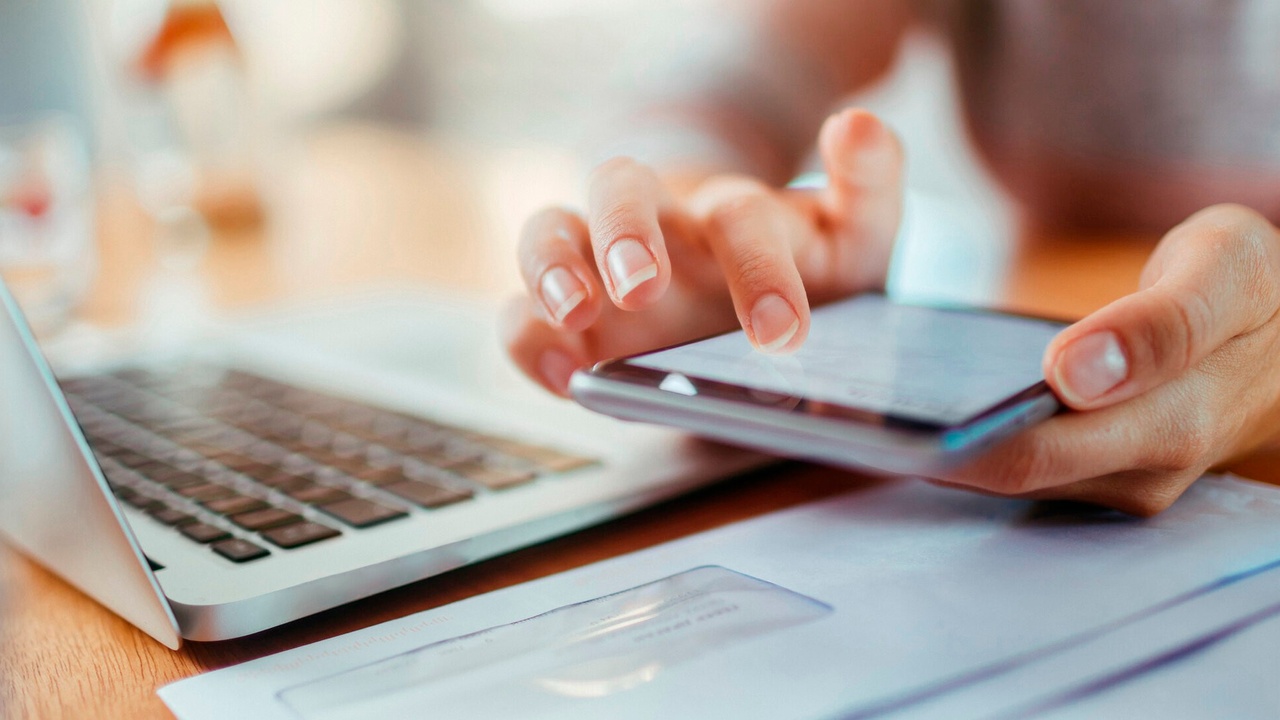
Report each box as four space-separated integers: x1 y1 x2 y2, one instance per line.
131 461 186 483
258 470 309 488
313 452 370 475
284 483 352 506
111 451 152 468
155 472 207 491
320 498 408 528
134 462 206 490
480 438 597 473
202 495 270 516
231 461 281 479
382 480 473 509
265 438 308 456
353 465 410 486
270 414 307 434
211 538 270 563
261 521 341 549
179 522 231 544
449 461 536 490
124 493 164 511
176 483 237 502
230 507 303 531
524 451 596 473
148 506 195 526
329 433 366 457
208 452 262 470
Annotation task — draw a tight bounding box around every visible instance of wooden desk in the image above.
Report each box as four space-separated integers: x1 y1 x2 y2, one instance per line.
3 124 1277 718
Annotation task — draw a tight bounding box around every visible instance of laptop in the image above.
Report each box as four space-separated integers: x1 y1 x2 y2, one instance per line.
0 279 766 649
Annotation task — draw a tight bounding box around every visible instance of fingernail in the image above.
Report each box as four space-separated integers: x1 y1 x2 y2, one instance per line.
539 350 578 395
539 266 587 324
605 238 658 299
1055 331 1128 403
750 294 801 353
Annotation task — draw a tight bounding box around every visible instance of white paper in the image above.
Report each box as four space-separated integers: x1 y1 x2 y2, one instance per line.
160 475 1280 720
1034 602 1280 719
884 555 1280 719
279 567 833 719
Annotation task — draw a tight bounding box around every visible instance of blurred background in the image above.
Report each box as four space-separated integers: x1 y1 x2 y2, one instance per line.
0 0 1012 345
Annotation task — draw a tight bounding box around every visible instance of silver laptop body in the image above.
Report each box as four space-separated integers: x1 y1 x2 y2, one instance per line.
0 279 764 648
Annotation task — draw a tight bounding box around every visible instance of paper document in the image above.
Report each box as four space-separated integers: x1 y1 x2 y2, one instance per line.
281 567 832 719
1036 601 1280 719
160 475 1280 720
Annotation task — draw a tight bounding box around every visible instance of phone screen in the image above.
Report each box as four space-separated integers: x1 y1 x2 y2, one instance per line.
627 295 1065 427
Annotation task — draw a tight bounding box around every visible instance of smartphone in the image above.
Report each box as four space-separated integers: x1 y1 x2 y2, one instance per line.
570 294 1067 477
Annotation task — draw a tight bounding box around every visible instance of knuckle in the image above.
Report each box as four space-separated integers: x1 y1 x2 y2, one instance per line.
1125 291 1212 376
1164 288 1213 372
708 193 771 235
1226 219 1280 311
690 175 770 218
593 201 649 244
986 439 1055 496
701 181 773 229
1177 205 1280 319
728 245 780 291
1196 207 1273 273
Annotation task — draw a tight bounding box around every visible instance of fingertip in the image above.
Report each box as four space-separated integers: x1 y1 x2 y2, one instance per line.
819 108 891 167
538 265 601 331
602 236 668 309
518 209 607 330
816 109 904 256
747 293 808 354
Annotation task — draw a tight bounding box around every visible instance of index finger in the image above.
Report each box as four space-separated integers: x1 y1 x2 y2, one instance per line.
586 157 673 310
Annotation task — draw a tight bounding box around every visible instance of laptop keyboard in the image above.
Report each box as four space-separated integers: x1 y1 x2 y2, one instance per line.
59 366 597 564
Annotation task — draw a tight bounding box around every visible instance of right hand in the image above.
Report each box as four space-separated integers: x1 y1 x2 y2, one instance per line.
501 108 906 397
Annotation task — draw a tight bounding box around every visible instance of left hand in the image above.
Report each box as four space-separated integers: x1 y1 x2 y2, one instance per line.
933 204 1280 516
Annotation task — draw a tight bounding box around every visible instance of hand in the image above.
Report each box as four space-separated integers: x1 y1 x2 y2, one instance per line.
936 204 1280 515
501 108 905 396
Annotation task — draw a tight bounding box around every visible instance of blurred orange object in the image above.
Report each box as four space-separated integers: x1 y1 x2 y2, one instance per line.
134 0 264 231
137 0 237 80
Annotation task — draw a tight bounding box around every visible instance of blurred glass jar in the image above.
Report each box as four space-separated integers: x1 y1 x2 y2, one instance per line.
0 118 96 336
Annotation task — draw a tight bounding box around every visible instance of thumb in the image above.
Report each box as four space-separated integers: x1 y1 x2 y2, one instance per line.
816 108 904 250
1044 205 1280 409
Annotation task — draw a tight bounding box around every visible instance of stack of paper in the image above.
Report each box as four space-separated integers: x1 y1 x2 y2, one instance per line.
160 475 1280 719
